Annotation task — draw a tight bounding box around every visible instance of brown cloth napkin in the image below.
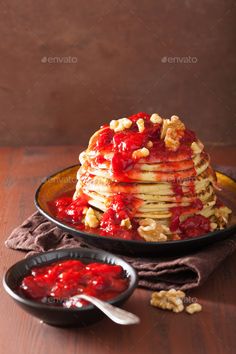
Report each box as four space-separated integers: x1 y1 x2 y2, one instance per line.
5 165 236 291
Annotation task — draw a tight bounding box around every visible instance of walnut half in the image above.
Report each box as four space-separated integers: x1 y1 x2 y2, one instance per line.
136 118 145 133
191 141 204 155
110 118 132 132
150 113 163 124
161 115 185 151
132 147 150 159
138 218 170 242
84 207 100 228
185 303 202 314
214 205 232 229
120 218 132 230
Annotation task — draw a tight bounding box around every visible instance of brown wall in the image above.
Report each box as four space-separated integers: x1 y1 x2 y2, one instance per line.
1 0 236 147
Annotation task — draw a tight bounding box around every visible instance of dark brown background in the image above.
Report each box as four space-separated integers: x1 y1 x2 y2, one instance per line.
0 0 236 147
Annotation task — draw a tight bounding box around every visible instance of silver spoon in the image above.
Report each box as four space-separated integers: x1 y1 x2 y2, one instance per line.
64 294 140 325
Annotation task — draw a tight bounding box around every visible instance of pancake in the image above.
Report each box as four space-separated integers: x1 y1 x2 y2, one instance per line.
70 112 232 241
74 173 213 196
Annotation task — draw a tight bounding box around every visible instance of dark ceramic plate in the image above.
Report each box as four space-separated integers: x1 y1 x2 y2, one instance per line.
35 165 236 257
3 248 138 327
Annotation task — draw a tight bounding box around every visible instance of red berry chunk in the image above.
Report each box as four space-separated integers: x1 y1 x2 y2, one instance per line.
179 215 210 238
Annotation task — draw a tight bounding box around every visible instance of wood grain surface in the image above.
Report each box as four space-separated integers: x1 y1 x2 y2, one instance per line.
0 146 236 354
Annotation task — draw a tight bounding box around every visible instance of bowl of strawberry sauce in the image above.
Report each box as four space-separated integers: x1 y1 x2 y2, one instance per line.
3 248 138 327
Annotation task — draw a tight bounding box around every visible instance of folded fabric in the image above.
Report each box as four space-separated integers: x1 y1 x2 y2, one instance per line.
5 211 236 291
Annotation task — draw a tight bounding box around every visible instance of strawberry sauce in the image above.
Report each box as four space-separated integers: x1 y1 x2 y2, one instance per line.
19 259 129 308
49 193 143 241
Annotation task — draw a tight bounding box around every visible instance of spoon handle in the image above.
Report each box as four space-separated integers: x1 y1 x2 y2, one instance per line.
70 294 140 325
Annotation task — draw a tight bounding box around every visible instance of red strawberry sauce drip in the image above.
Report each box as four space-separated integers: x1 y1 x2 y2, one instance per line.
91 112 162 181
52 193 89 224
170 198 204 232
100 194 142 240
179 215 211 238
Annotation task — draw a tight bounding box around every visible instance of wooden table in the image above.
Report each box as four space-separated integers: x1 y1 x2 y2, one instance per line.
1 146 236 354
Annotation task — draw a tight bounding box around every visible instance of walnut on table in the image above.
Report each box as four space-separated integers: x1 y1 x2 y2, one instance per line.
150 289 185 313
151 289 203 315
185 303 202 314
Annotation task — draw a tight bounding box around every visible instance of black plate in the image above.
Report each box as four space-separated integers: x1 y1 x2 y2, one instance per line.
35 165 236 257
3 248 138 327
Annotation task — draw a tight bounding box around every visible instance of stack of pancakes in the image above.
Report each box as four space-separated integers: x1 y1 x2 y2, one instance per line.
73 115 223 232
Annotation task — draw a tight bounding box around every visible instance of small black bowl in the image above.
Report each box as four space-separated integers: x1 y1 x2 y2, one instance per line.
3 248 138 327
